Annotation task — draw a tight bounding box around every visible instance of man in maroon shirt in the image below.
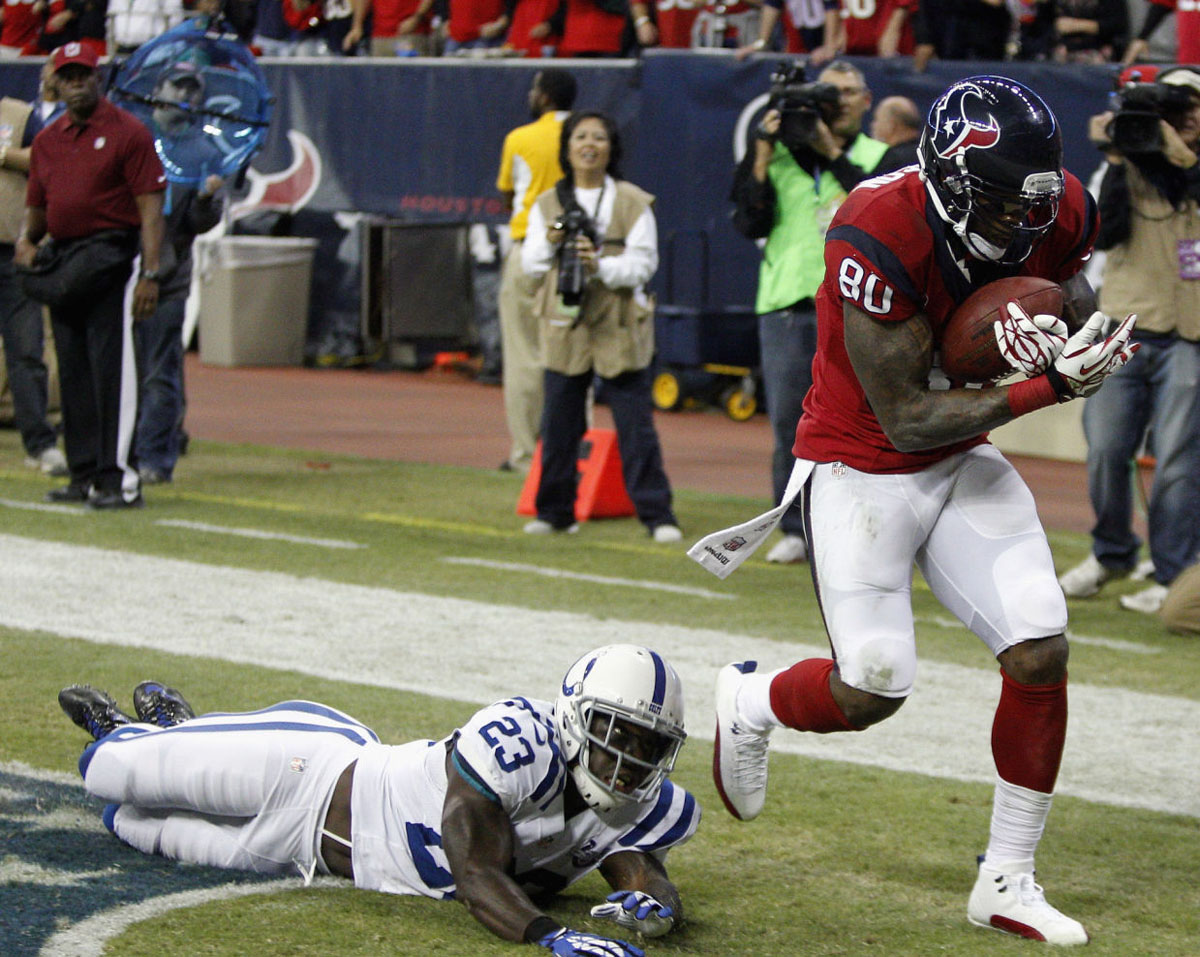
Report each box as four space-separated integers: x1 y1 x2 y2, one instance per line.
15 42 165 510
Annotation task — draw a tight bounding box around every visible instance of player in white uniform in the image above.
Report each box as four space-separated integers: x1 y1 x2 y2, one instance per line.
59 645 699 957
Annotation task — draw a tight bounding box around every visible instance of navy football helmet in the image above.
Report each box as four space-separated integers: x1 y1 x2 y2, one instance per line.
918 76 1064 265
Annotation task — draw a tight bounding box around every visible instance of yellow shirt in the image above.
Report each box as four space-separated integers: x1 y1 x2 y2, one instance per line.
496 110 566 241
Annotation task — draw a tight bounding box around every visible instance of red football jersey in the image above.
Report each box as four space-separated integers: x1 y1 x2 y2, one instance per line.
655 0 701 48
507 0 561 54
1 0 43 51
447 0 506 43
837 0 915 55
1150 0 1200 62
793 166 1098 473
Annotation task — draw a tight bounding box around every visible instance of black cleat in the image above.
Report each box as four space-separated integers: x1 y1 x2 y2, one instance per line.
132 680 195 728
58 685 134 740
45 483 90 504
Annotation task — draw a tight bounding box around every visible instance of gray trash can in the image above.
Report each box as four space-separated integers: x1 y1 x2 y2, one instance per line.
198 236 318 367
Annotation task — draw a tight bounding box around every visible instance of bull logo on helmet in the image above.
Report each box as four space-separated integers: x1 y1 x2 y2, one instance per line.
930 81 1001 160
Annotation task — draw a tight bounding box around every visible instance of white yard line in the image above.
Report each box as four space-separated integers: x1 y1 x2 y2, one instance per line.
0 497 84 516
440 556 736 600
154 519 365 550
1 533 1196 819
916 614 1161 655
38 880 305 957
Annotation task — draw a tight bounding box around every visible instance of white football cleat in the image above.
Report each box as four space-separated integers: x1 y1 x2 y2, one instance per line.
652 524 683 543
523 519 579 535
968 860 1089 946
1058 554 1122 598
765 534 807 564
1119 583 1168 615
713 661 771 821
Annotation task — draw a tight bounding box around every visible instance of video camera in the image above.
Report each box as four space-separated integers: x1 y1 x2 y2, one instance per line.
553 204 599 307
767 62 841 150
1107 80 1195 155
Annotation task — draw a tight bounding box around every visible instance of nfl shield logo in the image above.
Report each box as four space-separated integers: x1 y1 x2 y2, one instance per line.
722 535 747 551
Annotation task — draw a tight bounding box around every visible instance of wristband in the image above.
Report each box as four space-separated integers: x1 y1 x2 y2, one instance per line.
139 268 162 282
751 37 766 49
524 916 563 943
1007 374 1059 418
634 14 649 26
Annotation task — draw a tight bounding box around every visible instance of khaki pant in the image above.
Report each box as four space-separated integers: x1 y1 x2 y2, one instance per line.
1162 562 1200 635
498 242 543 471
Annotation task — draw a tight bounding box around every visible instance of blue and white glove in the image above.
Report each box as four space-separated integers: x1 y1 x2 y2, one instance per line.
536 927 645 957
589 890 676 938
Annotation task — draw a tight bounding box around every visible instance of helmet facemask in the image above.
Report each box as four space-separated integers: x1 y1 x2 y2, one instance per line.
918 76 1065 266
554 644 687 814
565 696 685 812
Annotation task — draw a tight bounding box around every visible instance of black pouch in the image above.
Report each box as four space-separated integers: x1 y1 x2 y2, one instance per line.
16 229 138 310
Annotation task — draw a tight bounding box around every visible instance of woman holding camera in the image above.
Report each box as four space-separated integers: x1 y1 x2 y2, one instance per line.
520 110 681 542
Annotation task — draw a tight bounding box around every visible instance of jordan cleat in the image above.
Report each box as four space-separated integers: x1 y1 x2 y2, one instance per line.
58 685 134 741
132 680 196 728
713 661 771 821
967 859 1089 946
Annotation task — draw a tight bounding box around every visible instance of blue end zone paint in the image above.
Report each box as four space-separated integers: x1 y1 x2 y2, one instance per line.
0 766 278 957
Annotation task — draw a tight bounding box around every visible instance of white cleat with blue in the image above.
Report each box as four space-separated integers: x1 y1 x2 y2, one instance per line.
713 661 771 821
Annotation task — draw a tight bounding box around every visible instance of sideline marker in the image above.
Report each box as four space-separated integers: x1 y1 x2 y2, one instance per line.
516 428 635 521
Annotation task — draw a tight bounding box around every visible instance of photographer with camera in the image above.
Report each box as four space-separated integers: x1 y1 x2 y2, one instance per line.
1059 66 1200 614
520 110 681 542
731 59 887 564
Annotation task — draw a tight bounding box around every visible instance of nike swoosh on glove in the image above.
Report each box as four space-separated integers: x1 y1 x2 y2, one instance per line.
536 927 646 957
1046 310 1139 400
994 300 1068 377
590 890 676 938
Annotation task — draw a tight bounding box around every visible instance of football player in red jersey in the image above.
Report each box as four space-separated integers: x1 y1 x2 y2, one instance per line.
698 77 1138 945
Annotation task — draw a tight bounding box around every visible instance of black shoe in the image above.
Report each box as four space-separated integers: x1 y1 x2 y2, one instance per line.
132 680 195 728
45 483 90 503
58 685 134 740
86 489 144 510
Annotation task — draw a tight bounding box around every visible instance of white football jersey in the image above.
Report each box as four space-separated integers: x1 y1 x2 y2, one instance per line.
348 696 700 898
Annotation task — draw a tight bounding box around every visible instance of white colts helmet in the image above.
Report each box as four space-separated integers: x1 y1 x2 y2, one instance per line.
555 644 686 814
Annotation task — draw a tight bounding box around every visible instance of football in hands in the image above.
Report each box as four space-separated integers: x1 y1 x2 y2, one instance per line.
940 277 1064 382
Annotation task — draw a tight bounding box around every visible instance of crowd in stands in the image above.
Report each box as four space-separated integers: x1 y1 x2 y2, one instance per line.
0 1 1179 64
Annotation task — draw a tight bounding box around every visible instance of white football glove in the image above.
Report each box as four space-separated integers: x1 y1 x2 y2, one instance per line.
1046 310 1138 399
994 300 1068 377
590 890 676 938
536 927 645 957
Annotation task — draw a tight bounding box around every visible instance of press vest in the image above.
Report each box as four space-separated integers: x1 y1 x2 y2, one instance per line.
755 133 887 314
0 97 32 245
1099 162 1200 340
532 180 656 378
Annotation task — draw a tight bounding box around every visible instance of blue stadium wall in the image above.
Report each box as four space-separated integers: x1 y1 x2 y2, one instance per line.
0 51 1118 347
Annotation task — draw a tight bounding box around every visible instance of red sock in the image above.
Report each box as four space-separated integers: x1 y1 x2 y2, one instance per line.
992 669 1067 793
769 659 859 733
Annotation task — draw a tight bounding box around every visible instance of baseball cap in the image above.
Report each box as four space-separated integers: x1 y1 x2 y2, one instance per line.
52 42 99 73
1160 66 1200 97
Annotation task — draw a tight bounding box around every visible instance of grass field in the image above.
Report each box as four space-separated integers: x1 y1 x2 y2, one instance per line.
1 428 1197 956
